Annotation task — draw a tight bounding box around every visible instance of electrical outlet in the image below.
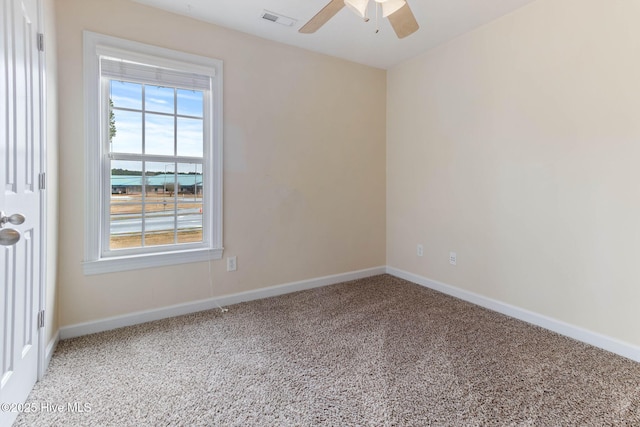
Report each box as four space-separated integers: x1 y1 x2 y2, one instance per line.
227 256 237 272
449 251 457 266
417 244 424 257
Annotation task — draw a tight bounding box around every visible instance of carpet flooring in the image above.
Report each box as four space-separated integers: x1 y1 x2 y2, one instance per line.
15 274 640 426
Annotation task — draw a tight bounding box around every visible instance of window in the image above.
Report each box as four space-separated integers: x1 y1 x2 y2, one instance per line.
83 32 223 275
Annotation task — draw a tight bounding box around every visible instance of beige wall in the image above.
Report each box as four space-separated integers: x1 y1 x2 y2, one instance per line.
55 0 386 326
43 0 59 345
387 0 640 346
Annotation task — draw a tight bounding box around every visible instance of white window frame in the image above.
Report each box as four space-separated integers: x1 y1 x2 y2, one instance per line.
82 31 223 275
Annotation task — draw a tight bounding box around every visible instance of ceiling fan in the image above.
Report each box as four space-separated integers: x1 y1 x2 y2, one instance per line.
299 0 419 39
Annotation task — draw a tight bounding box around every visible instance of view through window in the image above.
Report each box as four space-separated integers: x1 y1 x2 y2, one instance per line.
108 80 206 250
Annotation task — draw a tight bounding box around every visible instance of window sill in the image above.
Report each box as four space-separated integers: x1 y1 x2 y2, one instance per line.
82 247 223 275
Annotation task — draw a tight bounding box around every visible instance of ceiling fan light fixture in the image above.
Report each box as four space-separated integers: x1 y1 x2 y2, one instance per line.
378 0 406 17
344 0 369 19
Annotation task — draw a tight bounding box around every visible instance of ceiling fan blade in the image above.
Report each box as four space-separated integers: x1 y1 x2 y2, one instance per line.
387 2 419 39
299 0 345 34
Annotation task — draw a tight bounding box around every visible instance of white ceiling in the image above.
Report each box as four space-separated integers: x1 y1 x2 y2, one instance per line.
132 0 537 69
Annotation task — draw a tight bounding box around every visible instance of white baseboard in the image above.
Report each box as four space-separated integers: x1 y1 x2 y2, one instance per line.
57 265 639 363
46 330 60 367
59 266 387 340
386 266 640 363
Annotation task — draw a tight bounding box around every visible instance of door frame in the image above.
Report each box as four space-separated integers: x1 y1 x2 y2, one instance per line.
35 0 47 381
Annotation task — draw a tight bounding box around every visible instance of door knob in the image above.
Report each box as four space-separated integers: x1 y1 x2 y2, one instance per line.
0 211 25 228
0 228 20 246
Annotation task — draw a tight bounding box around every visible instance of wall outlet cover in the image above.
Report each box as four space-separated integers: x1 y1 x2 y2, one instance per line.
227 256 237 272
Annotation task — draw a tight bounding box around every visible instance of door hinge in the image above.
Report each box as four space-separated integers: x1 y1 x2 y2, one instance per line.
37 33 44 52
38 310 45 328
39 172 46 190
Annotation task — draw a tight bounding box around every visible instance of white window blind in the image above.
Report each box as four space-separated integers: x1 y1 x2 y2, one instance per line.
100 56 212 91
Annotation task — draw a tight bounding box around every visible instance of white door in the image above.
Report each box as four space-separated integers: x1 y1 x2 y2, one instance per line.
0 0 43 425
